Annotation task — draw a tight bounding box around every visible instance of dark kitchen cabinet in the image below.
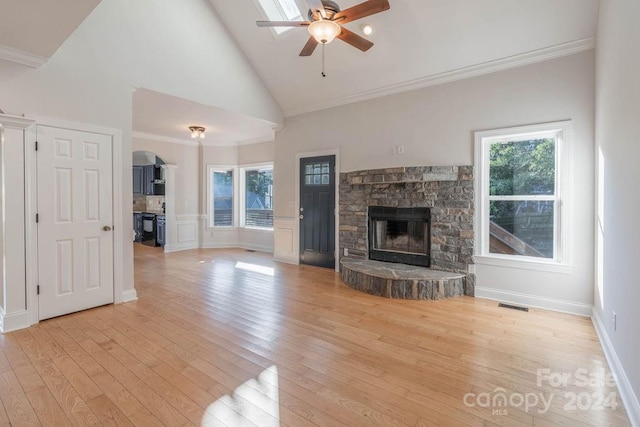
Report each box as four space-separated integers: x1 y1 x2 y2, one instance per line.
133 165 164 196
133 213 143 242
143 165 155 196
156 215 166 246
132 166 144 195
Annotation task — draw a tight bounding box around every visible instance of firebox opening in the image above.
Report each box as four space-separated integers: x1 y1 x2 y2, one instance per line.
368 206 431 267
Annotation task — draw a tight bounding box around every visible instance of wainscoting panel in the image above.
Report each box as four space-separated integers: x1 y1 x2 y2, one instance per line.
238 227 274 253
273 217 298 264
201 226 239 249
165 214 199 252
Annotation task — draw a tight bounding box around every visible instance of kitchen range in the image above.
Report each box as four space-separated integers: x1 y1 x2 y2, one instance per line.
134 209 165 247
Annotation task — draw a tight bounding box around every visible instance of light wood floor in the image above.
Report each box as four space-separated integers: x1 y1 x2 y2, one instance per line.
0 245 631 426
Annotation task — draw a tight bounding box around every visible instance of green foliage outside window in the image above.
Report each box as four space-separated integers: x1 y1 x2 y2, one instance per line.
489 138 556 258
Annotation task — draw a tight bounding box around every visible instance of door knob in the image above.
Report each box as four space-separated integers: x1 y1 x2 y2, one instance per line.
299 215 304 220
103 226 112 231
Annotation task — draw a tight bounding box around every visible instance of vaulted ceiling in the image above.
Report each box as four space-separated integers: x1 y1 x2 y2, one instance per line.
0 0 101 65
0 0 600 141
210 0 599 116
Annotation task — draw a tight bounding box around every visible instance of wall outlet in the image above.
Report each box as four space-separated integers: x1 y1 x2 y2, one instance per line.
613 311 617 331
344 247 349 256
388 146 396 155
397 145 405 154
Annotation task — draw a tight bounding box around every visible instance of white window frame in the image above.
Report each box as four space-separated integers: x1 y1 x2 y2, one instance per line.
240 162 274 230
207 165 238 228
474 121 572 273
251 0 305 37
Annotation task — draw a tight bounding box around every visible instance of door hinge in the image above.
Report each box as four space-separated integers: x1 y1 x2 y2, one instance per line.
35 141 38 151
36 213 39 223
37 285 40 295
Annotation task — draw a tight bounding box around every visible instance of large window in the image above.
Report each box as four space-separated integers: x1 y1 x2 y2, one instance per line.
254 0 304 34
211 168 235 227
476 122 570 264
242 166 274 228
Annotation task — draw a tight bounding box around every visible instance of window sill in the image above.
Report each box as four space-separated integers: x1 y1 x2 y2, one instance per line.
473 255 574 274
240 226 274 232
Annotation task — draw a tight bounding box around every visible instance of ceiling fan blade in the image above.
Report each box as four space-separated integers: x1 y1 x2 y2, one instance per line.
307 0 327 19
337 27 374 52
299 37 319 56
256 20 310 27
333 0 390 24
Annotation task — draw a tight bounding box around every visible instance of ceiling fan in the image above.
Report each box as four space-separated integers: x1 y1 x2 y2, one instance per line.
256 0 390 57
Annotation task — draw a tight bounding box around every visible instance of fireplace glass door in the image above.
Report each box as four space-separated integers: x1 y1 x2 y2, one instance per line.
372 219 428 255
368 206 431 266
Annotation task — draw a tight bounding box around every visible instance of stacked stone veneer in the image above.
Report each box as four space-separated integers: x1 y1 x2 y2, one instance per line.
339 166 475 296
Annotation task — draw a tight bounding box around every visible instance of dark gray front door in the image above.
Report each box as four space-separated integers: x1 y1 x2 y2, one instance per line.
299 155 336 268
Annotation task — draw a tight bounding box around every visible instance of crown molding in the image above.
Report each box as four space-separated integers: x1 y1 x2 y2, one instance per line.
200 138 237 147
283 37 596 118
236 134 275 146
132 131 199 146
0 44 48 68
133 131 274 147
0 114 35 129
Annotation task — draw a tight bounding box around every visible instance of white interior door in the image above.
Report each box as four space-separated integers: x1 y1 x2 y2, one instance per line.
37 125 114 320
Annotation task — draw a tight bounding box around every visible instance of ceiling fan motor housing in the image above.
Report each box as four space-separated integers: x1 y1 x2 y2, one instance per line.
308 0 341 21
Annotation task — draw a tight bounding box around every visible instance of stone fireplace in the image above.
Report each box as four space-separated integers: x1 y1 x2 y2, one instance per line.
339 166 475 298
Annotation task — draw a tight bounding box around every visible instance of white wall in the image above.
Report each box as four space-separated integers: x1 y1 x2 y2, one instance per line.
274 51 595 312
0 0 282 317
593 0 640 423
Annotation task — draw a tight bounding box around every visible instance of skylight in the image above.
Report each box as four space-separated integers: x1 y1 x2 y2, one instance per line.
255 0 304 34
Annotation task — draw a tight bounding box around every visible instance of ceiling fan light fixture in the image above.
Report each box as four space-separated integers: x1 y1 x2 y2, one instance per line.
308 19 341 44
189 126 206 139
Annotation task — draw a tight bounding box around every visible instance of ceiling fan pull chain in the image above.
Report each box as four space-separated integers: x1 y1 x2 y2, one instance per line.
322 43 326 77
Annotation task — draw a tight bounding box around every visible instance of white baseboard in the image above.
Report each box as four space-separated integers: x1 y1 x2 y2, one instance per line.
592 309 640 427
273 255 299 265
121 289 138 303
201 243 237 249
0 309 30 333
475 286 592 316
164 242 199 253
238 243 274 253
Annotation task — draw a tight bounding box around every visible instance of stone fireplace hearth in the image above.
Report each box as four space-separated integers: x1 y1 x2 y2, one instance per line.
339 166 475 298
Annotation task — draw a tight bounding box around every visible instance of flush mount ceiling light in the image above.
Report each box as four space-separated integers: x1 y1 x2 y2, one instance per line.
189 126 206 139
361 23 373 35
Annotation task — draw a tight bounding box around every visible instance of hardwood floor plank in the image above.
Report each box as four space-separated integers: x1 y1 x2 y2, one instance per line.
90 371 164 427
85 394 134 427
0 245 631 426
0 401 10 427
76 337 189 426
13 330 101 427
0 335 46 393
0 371 41 426
25 386 71 427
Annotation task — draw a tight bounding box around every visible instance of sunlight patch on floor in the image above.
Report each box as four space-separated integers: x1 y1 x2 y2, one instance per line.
202 365 280 426
235 261 275 276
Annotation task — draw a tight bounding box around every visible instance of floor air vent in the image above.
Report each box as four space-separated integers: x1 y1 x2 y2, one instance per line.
246 249 256 252
498 303 529 312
